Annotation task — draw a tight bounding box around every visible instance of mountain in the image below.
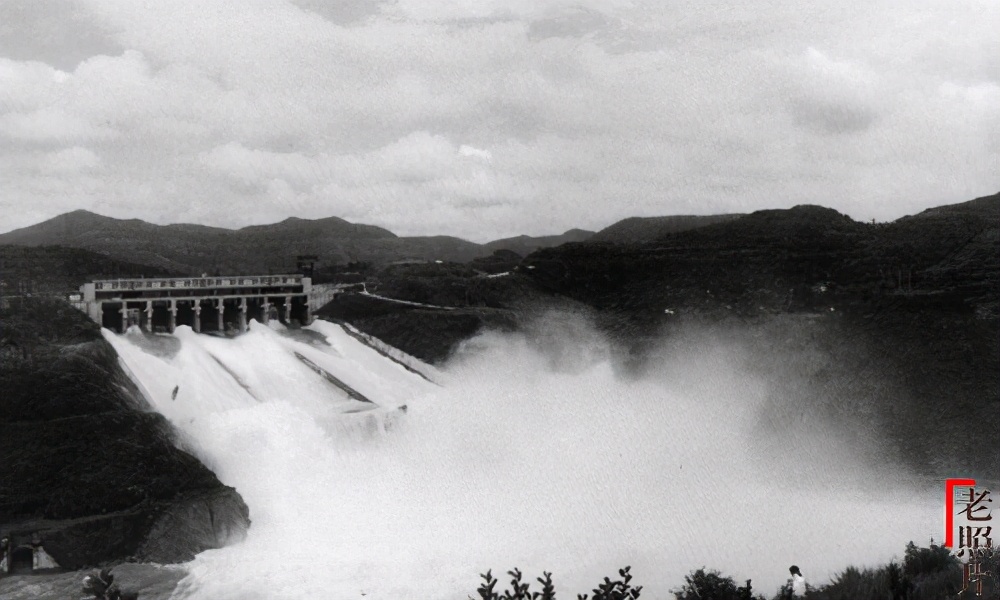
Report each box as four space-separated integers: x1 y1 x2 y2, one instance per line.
0 211 484 275
590 214 744 244
0 212 603 275
0 210 758 277
483 229 595 256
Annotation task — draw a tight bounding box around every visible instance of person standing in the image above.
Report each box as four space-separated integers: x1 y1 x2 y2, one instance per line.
789 565 806 597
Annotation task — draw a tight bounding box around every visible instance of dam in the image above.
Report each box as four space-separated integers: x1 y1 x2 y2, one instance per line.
75 275 312 333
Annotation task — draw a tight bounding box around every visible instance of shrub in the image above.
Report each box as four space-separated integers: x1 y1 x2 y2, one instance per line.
673 568 762 600
804 565 894 600
474 566 641 600
803 540 991 600
903 540 957 579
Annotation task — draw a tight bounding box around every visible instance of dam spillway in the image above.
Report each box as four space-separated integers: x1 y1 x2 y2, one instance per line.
75 275 312 333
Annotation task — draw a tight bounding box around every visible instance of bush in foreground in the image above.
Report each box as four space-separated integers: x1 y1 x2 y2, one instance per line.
806 541 998 600
673 568 764 600
474 541 997 600
475 566 642 600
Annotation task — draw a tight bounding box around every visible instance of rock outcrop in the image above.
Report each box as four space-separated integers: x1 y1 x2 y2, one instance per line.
137 488 249 563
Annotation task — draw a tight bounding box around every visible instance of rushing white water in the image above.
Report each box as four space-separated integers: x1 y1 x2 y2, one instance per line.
103 315 941 599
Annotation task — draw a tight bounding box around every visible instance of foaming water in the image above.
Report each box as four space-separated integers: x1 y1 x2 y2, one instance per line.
103 316 940 599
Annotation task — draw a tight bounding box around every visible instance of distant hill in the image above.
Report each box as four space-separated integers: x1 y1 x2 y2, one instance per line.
3 211 721 276
0 210 486 275
523 195 1000 320
483 229 595 255
591 214 744 243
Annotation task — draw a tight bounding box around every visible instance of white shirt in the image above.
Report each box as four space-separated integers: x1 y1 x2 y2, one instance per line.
791 573 806 596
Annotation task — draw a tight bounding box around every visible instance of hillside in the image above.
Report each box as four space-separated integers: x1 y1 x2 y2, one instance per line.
1 245 178 297
516 193 1000 482
483 229 595 256
590 214 744 243
315 260 554 362
0 297 250 569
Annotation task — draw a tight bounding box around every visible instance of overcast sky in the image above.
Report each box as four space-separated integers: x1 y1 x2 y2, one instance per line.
1 0 997 241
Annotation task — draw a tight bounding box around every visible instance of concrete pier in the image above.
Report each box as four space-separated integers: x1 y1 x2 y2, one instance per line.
216 298 225 332
238 297 247 333
168 300 177 333
77 275 313 334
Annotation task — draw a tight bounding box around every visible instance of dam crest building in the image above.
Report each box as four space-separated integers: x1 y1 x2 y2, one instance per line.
75 275 313 333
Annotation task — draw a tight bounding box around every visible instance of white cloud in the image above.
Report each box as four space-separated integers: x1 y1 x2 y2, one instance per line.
459 145 493 162
786 48 887 134
0 107 118 142
43 146 101 172
386 0 634 23
0 0 996 238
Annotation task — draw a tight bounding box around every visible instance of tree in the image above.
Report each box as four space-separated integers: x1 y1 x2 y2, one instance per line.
673 568 761 600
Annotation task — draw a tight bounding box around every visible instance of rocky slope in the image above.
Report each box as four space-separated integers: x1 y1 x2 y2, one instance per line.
0 298 250 570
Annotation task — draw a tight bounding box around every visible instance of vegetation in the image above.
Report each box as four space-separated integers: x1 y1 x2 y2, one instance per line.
476 541 998 600
673 568 762 599
803 541 999 600
369 260 516 308
474 566 642 600
0 244 176 296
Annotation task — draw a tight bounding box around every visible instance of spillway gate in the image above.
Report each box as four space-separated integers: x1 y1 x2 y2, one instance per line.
74 275 312 333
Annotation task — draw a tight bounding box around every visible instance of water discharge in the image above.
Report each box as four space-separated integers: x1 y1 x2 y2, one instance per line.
103 315 941 599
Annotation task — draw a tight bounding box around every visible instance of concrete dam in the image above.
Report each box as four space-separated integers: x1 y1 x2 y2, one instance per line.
74 275 313 333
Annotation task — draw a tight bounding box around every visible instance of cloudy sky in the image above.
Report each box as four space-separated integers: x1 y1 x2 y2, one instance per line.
1 0 997 241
